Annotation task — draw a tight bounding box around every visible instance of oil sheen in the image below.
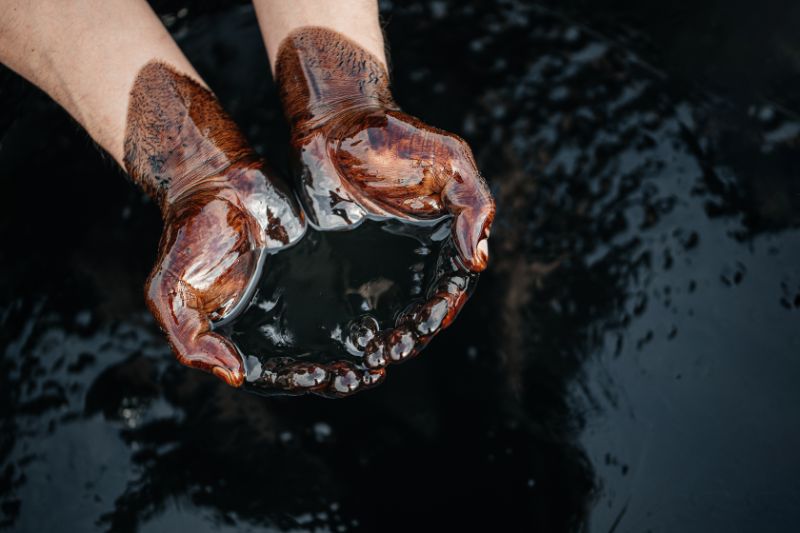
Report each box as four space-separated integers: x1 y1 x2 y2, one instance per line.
219 219 453 365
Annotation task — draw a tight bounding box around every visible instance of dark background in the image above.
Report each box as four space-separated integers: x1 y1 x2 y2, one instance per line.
1 0 799 531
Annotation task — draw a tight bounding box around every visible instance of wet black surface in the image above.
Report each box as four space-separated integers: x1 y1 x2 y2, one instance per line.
224 220 451 365
1 1 799 531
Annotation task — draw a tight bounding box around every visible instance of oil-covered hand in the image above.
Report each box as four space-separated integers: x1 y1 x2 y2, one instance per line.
275 27 495 374
276 27 495 272
358 233 478 371
230 220 477 397
124 61 313 388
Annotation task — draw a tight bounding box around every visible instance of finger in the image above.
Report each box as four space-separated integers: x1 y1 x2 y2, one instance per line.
385 325 420 363
363 244 477 369
295 137 368 230
245 356 386 397
230 163 309 250
441 164 495 272
320 361 386 398
404 241 476 336
415 272 473 332
363 326 419 367
146 267 245 387
247 357 330 394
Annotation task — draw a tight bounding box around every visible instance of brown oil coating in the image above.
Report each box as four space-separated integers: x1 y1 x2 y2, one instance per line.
124 61 307 388
275 26 496 273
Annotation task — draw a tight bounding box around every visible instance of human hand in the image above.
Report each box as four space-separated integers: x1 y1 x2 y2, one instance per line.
124 62 312 387
274 27 495 373
276 28 495 272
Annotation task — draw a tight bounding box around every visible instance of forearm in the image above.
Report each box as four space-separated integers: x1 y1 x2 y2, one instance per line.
252 0 387 72
0 0 202 166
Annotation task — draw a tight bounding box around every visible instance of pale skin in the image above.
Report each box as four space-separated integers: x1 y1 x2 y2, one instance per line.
0 0 385 163
252 0 388 71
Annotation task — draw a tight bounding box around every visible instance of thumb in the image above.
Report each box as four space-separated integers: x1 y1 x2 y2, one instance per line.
146 261 246 387
441 166 495 272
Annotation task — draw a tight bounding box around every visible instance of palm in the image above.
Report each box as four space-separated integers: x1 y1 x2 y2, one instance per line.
295 108 494 272
287 109 490 378
145 189 264 387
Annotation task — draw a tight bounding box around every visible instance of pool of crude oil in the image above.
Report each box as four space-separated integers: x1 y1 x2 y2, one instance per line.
1 1 800 532
219 220 451 364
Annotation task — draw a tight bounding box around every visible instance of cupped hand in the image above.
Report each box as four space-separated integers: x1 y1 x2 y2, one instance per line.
275 27 495 377
143 172 298 387
124 61 348 390
277 27 495 272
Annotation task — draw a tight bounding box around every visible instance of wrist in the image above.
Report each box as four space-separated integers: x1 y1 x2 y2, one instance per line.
123 61 257 215
156 155 262 215
274 26 398 135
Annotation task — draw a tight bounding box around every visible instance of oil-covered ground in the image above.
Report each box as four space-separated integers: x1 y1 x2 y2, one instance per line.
1 1 799 531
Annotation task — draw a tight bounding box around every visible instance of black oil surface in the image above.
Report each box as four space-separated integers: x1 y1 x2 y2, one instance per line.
1 1 799 531
223 220 450 364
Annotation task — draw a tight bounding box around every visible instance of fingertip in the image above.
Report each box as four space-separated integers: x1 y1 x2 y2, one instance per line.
386 327 417 362
413 298 450 337
472 238 490 271
364 339 388 368
326 362 365 396
363 368 386 386
317 364 385 398
213 365 244 387
453 208 493 272
288 364 329 390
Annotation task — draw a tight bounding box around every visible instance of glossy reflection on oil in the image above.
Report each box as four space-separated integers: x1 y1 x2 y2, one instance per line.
221 219 476 397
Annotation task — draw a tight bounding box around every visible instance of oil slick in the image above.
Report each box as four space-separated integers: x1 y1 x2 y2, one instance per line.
221 219 478 396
